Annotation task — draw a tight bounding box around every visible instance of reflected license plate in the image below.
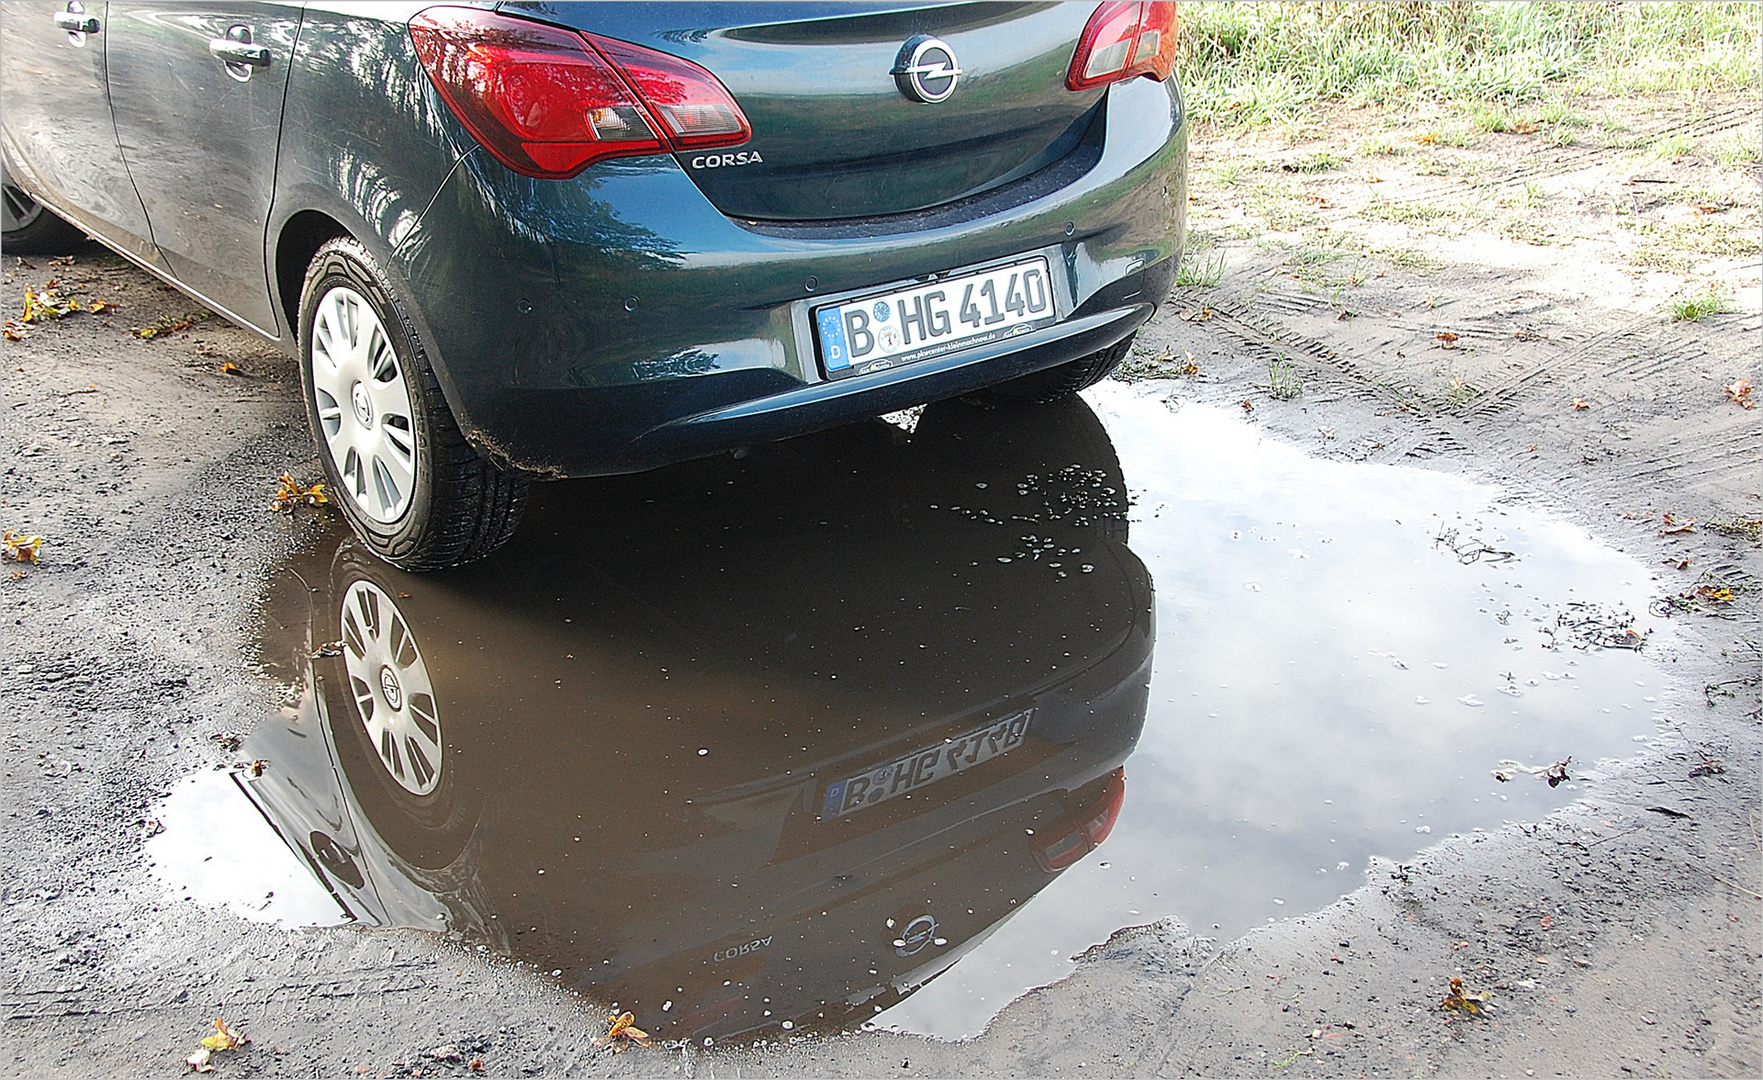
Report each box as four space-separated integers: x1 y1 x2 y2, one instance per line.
814 257 1056 380
819 707 1035 820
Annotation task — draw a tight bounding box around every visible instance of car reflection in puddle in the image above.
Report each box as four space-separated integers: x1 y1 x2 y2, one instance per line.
153 386 1672 1045
194 396 1154 1044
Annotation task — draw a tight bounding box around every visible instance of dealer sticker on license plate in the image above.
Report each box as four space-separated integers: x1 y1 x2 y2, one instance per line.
819 707 1035 820
814 257 1056 380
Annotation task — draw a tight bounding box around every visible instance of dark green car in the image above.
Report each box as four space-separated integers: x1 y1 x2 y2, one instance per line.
2 1 1187 568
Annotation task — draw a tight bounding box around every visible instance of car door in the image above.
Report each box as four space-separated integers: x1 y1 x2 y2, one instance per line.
0 0 163 266
105 2 300 335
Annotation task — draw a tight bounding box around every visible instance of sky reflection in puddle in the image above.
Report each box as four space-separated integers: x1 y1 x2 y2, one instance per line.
876 383 1667 1037
150 383 1667 1044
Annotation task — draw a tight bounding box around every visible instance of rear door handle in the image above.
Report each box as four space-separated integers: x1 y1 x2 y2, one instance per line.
208 40 271 66
210 25 271 78
54 11 100 34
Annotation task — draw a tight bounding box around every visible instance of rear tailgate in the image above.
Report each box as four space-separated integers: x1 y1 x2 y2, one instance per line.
500 2 1104 220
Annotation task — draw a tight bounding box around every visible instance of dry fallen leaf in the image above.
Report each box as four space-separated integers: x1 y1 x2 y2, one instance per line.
187 1018 248 1072
1440 976 1492 1015
1725 379 1753 409
1571 398 1590 410
1415 132 1439 146
270 473 329 513
201 1019 247 1052
1509 121 1539 135
2 529 45 563
594 1012 651 1052
1661 513 1695 534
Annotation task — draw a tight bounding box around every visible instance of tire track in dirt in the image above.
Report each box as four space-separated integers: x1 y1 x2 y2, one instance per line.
1167 291 1479 464
1385 102 1756 207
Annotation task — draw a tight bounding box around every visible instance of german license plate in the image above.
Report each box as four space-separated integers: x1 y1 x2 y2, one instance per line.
819 708 1035 820
814 257 1056 380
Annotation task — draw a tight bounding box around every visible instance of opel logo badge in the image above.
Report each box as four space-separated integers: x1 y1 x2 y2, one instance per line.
893 35 961 104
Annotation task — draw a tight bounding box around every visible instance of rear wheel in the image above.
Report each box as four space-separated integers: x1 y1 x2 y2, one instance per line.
978 333 1136 404
2 163 87 255
300 238 527 571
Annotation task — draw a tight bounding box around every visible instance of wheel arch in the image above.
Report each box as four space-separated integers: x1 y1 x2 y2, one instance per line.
275 209 353 341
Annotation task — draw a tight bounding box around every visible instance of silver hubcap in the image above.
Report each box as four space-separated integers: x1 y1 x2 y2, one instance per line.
340 580 442 796
309 285 417 524
2 163 45 234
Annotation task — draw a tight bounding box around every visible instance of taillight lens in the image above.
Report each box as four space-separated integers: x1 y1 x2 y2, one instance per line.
590 36 750 150
409 7 749 179
1066 1 1178 91
1032 769 1127 872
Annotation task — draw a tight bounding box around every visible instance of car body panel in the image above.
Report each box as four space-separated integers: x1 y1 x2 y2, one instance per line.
0 0 164 266
107 2 301 334
504 1 1108 221
395 73 1185 474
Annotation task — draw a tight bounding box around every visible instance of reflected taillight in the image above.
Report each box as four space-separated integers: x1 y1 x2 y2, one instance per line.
1066 1 1178 91
409 6 749 179
1032 768 1127 872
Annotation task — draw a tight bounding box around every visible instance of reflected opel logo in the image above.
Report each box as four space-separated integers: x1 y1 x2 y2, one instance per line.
893 35 961 104
893 913 939 956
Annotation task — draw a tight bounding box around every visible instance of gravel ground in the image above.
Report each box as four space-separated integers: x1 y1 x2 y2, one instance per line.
2 94 1758 1076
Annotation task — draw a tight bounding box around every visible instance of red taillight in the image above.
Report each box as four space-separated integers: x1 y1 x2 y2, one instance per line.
589 35 751 151
409 7 749 180
1066 1 1178 91
1032 769 1127 872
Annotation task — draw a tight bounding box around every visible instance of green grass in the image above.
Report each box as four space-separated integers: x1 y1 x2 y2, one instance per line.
1355 134 1405 157
1257 357 1305 399
1653 132 1696 161
1176 250 1227 287
1441 375 1481 407
1212 160 1247 185
1711 134 1762 166
1666 286 1726 322
1359 199 1459 225
1283 150 1344 173
1176 3 1760 127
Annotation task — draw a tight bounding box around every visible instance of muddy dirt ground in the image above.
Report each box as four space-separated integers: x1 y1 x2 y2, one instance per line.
2 94 1758 1077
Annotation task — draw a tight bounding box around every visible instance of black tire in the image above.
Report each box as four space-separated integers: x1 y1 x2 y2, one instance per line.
299 237 527 571
1 169 87 255
977 332 1137 404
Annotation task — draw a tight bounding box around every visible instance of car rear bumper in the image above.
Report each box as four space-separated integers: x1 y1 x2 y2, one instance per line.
394 76 1187 477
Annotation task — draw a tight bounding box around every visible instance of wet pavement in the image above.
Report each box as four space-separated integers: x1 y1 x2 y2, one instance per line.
150 383 1670 1044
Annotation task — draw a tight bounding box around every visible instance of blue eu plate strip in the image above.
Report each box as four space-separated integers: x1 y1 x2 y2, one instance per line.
816 306 851 372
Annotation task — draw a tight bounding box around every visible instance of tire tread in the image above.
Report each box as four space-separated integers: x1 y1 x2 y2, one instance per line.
301 238 527 571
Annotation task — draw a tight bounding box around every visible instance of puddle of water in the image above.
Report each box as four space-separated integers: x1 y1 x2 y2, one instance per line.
874 384 1668 1037
154 385 1668 1045
148 768 350 927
